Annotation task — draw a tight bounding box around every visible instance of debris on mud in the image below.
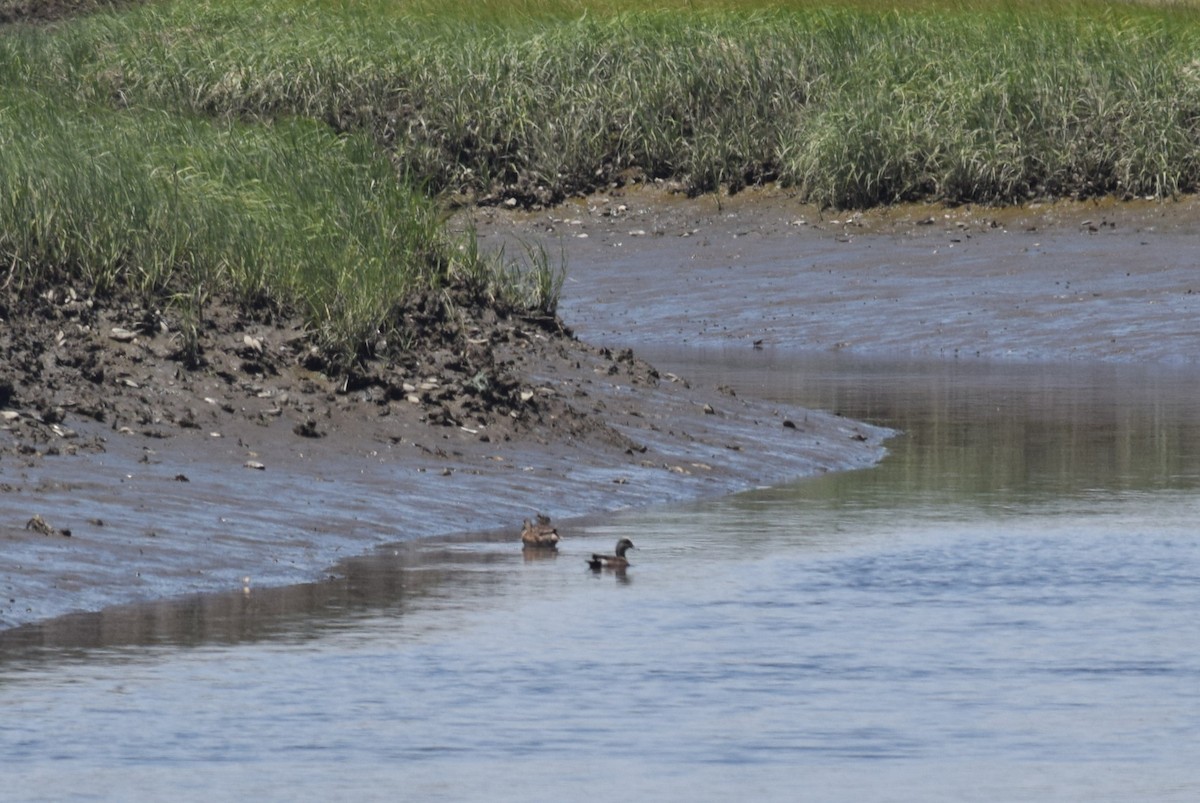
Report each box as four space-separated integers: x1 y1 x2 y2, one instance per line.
25 514 71 538
0 278 664 463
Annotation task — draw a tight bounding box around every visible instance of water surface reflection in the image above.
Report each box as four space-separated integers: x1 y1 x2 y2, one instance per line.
3 355 1199 802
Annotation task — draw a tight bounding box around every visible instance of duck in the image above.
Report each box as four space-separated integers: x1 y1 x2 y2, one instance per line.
587 537 635 571
521 514 561 549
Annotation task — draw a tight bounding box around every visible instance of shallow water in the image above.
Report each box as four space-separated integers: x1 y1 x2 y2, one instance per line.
3 355 1200 802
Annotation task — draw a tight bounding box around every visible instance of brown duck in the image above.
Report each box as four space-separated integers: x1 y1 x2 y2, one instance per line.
587 537 635 570
521 515 561 549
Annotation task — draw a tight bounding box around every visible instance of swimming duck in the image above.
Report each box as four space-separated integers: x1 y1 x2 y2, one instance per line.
587 537 635 570
521 515 561 549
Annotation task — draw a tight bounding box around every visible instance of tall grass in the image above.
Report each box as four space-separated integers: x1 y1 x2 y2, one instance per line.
0 86 559 367
4 0 1198 207
1 0 1198 364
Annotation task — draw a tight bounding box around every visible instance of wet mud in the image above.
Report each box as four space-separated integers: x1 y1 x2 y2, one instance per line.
6 185 1200 632
0 268 887 629
467 186 1200 363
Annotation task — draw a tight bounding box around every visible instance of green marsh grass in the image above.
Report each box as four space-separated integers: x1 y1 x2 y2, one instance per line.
7 0 1198 207
0 87 557 367
2 0 1200 362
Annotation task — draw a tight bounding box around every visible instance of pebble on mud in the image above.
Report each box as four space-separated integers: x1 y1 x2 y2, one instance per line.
292 418 324 438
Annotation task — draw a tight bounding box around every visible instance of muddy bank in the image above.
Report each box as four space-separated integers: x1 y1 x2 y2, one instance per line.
9 183 1198 632
465 187 1200 364
0 273 888 629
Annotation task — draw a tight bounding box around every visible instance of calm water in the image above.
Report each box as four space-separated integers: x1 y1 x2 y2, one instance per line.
3 355 1200 802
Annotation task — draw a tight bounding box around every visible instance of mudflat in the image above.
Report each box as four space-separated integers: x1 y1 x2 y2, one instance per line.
5 187 1198 630
467 186 1200 364
0 190 891 629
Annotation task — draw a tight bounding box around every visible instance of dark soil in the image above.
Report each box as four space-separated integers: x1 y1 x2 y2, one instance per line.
0 279 667 462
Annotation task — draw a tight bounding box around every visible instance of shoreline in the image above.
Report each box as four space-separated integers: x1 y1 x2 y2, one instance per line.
465 185 1200 363
0 271 891 631
6 186 1200 635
